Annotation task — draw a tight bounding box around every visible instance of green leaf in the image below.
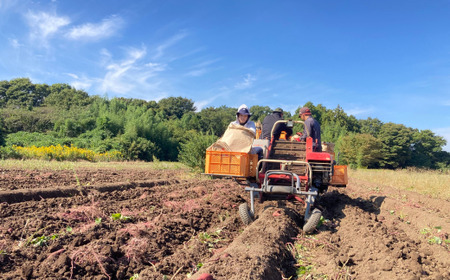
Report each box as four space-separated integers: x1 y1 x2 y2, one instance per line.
111 213 122 220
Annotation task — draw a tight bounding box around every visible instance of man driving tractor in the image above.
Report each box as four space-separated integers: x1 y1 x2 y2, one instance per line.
298 107 322 152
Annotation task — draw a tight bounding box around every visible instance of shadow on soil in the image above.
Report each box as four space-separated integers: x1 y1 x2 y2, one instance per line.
318 189 386 232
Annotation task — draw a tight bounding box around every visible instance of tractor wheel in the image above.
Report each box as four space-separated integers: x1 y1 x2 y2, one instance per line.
239 203 253 225
303 208 322 233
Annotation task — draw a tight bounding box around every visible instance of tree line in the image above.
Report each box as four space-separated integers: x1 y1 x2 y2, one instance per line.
1 78 449 170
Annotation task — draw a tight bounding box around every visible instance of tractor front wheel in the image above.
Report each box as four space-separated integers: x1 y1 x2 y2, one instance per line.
239 203 253 225
303 208 322 233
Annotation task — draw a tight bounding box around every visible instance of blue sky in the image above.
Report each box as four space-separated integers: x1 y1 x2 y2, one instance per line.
1 0 450 151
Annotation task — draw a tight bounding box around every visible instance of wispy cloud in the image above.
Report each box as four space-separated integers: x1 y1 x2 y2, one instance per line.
66 73 79 79
185 58 220 77
98 46 167 100
152 31 188 59
66 15 123 41
345 106 375 117
9 38 22 48
235 74 256 89
66 73 92 90
194 87 235 110
26 11 70 41
186 69 207 77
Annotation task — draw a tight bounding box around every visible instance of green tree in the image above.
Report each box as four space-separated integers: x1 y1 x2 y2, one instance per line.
44 83 91 110
249 105 272 122
0 80 10 108
0 116 4 146
408 129 447 168
158 97 196 119
377 123 413 169
1 107 56 133
340 133 383 168
198 106 236 136
359 117 383 137
178 132 218 170
5 78 50 108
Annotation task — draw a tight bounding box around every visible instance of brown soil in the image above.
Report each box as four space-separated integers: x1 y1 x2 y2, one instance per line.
0 165 448 280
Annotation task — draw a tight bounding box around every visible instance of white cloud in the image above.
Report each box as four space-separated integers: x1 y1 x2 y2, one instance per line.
235 74 256 90
9 38 22 48
185 58 220 77
71 80 92 91
194 87 235 111
97 47 167 100
66 73 92 90
66 73 79 79
26 11 70 39
194 98 217 111
346 106 375 117
186 69 207 77
66 15 123 40
153 31 188 59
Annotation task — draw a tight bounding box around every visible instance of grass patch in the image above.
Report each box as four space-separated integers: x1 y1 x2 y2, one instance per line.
0 159 187 171
349 168 450 200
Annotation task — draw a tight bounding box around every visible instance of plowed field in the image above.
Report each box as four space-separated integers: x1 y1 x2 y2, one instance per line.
0 163 448 280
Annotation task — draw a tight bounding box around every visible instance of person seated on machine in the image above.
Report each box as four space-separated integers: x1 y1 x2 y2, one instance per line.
260 107 293 141
298 107 322 152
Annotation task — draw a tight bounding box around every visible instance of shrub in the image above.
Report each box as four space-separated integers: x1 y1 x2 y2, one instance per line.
11 145 122 161
178 132 218 171
0 146 22 159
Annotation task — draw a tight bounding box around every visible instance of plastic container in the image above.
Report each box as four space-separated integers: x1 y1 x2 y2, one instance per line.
331 165 348 185
205 151 258 177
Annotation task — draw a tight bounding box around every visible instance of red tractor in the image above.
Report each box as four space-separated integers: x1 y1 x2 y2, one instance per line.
205 120 347 233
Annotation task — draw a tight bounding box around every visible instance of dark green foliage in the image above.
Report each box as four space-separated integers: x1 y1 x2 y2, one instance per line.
158 97 196 119
178 132 218 170
0 78 50 109
5 132 69 147
339 133 383 168
0 80 8 108
0 78 448 169
44 83 92 110
249 105 272 122
408 129 447 168
434 151 450 170
197 106 236 136
0 117 4 146
0 146 21 159
377 123 413 169
118 136 158 161
1 107 56 133
359 117 383 137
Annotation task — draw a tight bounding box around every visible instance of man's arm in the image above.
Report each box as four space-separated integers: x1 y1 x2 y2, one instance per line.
300 119 312 141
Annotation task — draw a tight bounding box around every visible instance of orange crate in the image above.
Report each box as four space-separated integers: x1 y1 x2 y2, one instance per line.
205 151 258 177
331 165 348 185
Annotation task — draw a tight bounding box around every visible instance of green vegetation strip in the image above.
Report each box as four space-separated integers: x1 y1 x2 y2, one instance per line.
0 159 186 171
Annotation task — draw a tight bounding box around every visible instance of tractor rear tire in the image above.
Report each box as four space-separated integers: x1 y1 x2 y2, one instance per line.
239 203 253 225
303 208 322 233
